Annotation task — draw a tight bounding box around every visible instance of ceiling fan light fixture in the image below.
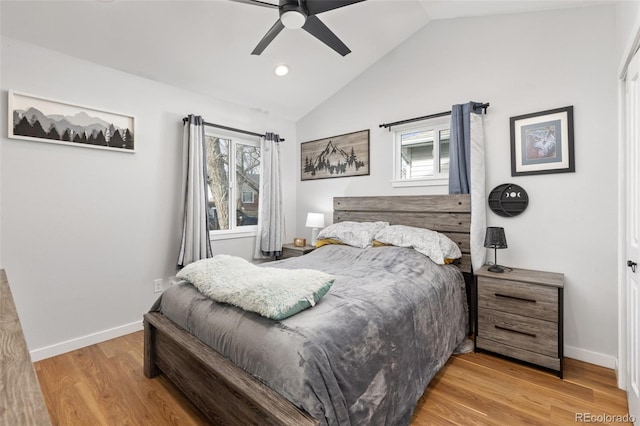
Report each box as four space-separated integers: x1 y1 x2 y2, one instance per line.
274 64 290 76
281 10 306 29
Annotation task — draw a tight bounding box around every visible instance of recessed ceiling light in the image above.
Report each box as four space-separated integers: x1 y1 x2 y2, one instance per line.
274 65 290 77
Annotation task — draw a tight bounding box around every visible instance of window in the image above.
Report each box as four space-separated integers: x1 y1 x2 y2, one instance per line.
204 132 260 238
392 118 450 187
241 191 254 204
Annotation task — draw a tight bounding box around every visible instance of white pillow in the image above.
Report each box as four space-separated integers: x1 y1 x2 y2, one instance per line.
374 225 462 265
316 221 388 248
176 255 334 320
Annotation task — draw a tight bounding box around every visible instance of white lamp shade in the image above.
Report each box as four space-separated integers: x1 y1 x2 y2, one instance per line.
305 213 325 228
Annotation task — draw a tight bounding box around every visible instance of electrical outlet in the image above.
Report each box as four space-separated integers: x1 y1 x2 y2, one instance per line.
153 278 163 293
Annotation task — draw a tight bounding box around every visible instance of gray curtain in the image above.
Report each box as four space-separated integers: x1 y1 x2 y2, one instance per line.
254 132 284 259
449 102 487 272
178 115 212 267
449 102 485 194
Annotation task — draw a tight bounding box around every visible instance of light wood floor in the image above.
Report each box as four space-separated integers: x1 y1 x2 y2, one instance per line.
34 332 632 425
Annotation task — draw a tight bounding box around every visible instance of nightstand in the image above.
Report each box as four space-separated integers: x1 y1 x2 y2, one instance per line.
278 243 316 259
475 265 564 378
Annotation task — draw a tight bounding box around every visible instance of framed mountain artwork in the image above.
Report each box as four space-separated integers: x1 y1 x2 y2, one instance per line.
8 91 135 153
300 129 369 181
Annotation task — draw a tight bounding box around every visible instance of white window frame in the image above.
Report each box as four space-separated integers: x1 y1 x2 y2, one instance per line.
205 130 261 241
391 117 450 188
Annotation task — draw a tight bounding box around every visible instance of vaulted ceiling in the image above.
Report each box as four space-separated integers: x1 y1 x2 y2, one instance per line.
0 0 606 121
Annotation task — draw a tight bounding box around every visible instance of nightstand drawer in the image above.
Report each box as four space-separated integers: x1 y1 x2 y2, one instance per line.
475 337 561 371
478 278 558 322
477 308 558 357
280 248 299 259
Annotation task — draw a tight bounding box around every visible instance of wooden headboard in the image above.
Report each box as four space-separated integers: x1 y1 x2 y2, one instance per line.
333 195 472 273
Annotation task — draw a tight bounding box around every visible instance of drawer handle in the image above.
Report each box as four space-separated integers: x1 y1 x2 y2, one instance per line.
494 293 537 303
494 325 537 338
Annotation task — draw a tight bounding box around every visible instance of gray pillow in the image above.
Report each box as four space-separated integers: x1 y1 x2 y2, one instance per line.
316 221 388 248
374 225 462 265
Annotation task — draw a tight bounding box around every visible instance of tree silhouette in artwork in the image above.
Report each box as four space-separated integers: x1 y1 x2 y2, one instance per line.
74 132 88 144
110 129 125 148
94 130 107 146
30 119 47 139
108 124 116 143
11 106 135 151
62 129 72 141
304 156 315 175
303 140 366 177
348 147 356 166
46 124 61 141
13 116 33 137
123 129 134 150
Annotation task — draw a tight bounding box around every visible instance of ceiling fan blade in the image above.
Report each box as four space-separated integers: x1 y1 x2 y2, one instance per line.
302 15 351 56
304 0 366 16
228 0 279 9
251 19 285 55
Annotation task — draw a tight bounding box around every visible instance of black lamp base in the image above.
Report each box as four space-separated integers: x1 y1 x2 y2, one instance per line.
487 246 507 273
488 264 506 273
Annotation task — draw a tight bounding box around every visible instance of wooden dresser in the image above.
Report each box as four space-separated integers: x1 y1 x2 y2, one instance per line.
0 269 51 424
475 265 564 378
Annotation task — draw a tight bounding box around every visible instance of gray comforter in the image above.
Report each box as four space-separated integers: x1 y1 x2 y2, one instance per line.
152 245 468 425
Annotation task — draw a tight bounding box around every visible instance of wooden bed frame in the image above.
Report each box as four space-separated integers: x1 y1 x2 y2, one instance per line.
144 194 472 425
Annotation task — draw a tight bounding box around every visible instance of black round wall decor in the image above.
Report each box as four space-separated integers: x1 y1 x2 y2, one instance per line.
488 183 529 217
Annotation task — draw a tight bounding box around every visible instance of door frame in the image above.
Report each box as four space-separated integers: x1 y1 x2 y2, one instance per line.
618 9 640 390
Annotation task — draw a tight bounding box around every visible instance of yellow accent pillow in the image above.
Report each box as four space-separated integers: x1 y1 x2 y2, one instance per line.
315 238 346 248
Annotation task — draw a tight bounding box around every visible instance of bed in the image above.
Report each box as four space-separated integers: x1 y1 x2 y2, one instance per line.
144 195 473 425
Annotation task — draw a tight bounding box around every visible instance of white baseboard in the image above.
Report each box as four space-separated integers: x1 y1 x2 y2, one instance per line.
29 320 143 362
564 345 617 369
27 324 620 375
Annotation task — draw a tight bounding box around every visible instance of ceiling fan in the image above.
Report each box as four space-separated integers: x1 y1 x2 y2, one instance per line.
231 0 366 56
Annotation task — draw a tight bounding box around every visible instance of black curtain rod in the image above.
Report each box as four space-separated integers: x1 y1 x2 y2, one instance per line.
182 117 285 142
379 102 490 131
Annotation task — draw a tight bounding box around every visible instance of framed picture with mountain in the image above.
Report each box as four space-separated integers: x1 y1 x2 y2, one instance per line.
8 91 135 153
301 129 369 181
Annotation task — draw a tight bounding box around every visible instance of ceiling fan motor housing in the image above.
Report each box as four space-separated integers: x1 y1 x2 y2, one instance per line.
280 1 307 28
243 0 364 55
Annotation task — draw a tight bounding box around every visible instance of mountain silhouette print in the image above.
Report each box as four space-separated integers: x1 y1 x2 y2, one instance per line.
303 140 366 177
12 106 134 150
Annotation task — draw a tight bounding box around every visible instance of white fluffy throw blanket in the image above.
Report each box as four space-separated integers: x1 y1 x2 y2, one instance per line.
176 255 335 320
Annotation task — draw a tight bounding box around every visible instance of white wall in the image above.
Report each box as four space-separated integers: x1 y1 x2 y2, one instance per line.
617 0 640 71
0 37 297 360
296 6 619 366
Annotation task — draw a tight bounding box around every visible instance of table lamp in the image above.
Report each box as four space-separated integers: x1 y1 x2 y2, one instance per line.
305 213 325 246
484 227 507 273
